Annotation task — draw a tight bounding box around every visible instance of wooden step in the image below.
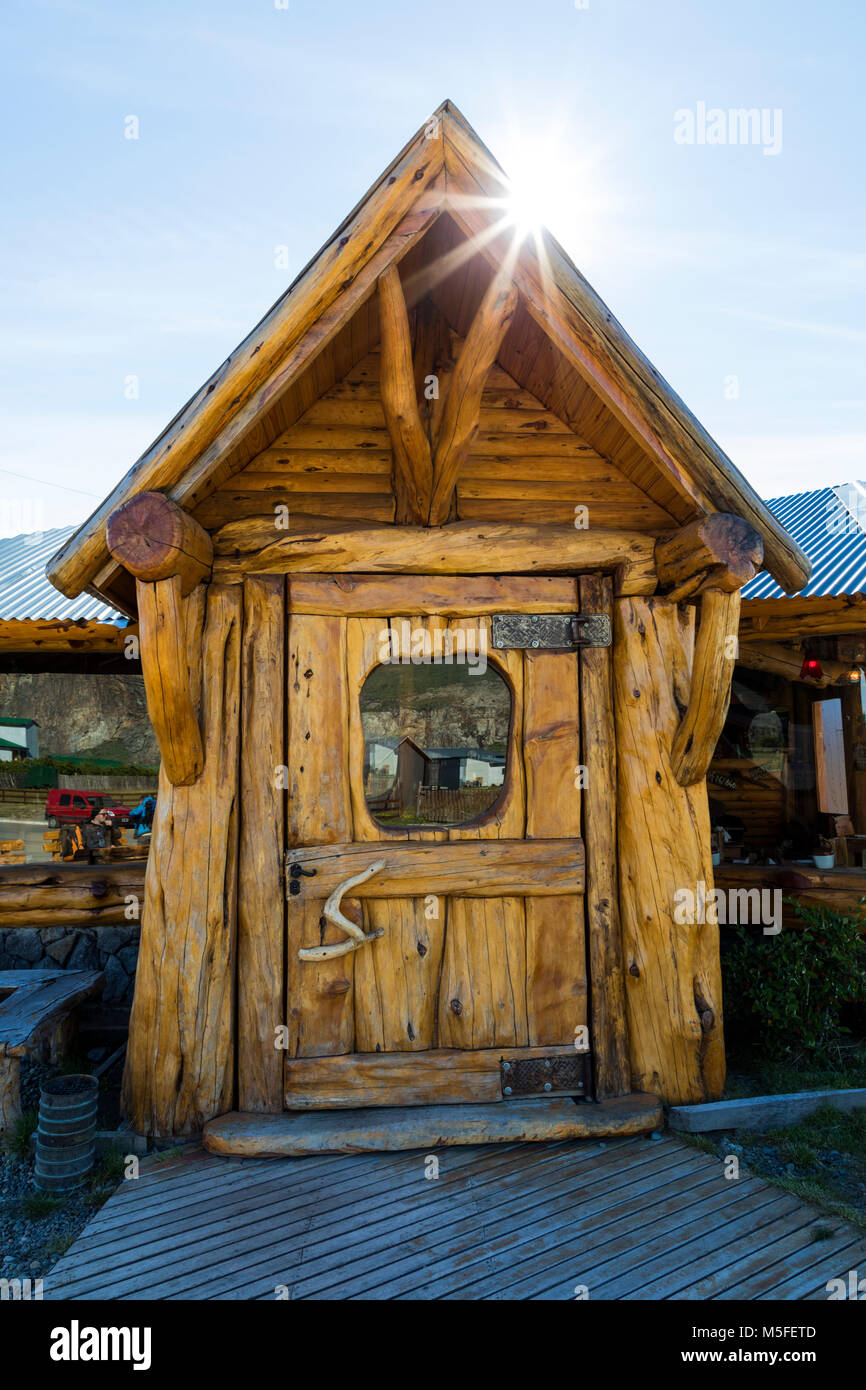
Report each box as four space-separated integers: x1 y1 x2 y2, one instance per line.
203 1093 662 1158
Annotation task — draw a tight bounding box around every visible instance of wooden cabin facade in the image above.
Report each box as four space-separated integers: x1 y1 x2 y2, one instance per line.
46 103 809 1149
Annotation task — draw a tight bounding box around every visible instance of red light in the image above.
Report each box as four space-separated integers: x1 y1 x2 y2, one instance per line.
800 656 823 680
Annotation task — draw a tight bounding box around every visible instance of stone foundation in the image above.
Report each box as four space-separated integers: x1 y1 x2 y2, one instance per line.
0 926 139 1004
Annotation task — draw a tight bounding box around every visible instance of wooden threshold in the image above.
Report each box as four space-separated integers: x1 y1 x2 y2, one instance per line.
203 1094 662 1157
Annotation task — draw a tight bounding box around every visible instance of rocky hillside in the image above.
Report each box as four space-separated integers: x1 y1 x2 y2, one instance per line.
0 672 159 765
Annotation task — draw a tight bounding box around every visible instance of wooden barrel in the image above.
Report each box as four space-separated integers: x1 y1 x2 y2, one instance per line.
34 1074 98 1191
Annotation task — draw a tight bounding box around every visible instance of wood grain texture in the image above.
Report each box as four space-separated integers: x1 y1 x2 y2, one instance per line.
522 615 587 1049
284 1045 581 1108
136 576 205 786
122 583 241 1136
205 1093 662 1156
212 518 658 595
286 838 585 897
579 574 630 1097
378 265 432 523
428 270 518 524
285 615 355 1058
655 514 763 597
0 863 145 928
237 576 286 1112
671 588 741 786
613 596 725 1106
286 573 578 616
106 491 213 593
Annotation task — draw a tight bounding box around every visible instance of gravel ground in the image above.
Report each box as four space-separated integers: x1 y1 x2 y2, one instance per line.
1 1056 127 1284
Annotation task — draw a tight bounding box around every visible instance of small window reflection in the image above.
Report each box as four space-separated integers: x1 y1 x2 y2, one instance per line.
360 663 510 827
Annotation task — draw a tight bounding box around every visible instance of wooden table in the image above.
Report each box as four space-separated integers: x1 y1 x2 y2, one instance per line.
0 969 104 1130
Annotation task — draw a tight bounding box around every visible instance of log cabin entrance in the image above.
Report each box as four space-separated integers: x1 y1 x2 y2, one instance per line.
282 572 627 1112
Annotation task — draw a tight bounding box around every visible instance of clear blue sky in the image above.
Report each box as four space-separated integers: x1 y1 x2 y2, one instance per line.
2 0 864 533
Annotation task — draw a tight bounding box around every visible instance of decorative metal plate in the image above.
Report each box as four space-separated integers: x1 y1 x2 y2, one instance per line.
491 613 611 650
500 1053 590 1098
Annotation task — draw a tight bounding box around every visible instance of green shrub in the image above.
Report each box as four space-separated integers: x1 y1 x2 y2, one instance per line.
722 900 866 1062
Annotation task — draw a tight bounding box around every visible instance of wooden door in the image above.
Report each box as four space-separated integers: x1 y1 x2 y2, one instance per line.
283 574 619 1110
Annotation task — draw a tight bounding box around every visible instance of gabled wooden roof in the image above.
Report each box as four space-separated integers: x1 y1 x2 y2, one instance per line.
48 100 810 603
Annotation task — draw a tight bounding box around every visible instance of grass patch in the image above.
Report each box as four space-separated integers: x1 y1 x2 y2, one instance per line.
687 1102 866 1228
41 1232 76 1258
724 1042 866 1100
2 1108 37 1160
19 1191 65 1219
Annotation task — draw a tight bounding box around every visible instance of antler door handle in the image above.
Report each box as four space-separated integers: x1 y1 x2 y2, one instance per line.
297 859 386 962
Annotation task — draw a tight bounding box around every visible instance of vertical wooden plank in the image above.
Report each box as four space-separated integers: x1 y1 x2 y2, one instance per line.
349 615 446 1053
237 576 285 1113
614 596 725 1105
439 618 528 1048
523 584 587 1047
580 573 630 1098
285 614 355 1059
122 583 241 1136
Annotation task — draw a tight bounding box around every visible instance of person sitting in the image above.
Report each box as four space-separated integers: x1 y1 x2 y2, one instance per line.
60 807 118 863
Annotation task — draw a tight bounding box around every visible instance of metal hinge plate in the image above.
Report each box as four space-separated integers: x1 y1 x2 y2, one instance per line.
500 1053 590 1098
491 613 611 651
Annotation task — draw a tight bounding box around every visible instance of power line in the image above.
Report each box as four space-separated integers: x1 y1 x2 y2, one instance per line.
0 467 100 499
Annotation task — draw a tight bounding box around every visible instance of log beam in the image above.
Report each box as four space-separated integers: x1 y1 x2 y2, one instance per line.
136 577 205 786
107 491 213 595
428 270 518 525
655 514 763 600
377 266 433 524
740 594 866 643
737 641 860 687
212 517 657 593
671 588 741 786
0 862 146 928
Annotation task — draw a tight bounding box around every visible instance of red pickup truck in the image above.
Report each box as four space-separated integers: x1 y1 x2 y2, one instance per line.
45 790 133 828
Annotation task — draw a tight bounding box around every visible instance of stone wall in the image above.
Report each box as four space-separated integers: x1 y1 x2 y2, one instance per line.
0 925 140 1005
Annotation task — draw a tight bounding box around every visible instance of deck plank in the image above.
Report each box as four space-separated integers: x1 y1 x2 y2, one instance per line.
44 1135 866 1300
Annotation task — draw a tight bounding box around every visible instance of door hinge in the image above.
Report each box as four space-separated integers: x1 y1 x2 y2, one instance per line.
491 613 611 650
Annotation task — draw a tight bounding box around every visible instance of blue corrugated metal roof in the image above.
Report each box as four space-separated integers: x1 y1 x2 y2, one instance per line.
743 486 866 600
0 528 125 622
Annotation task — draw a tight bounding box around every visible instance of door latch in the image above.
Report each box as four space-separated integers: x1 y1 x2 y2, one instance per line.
491 613 611 650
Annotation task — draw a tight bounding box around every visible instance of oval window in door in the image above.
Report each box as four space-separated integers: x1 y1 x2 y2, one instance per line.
359 659 511 828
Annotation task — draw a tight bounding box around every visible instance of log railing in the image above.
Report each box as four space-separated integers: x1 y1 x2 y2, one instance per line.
0 862 147 929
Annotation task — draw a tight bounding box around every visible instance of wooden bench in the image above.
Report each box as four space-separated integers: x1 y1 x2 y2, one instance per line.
0 969 104 1131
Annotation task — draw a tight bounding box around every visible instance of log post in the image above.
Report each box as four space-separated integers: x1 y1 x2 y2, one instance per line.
614 597 725 1105
428 270 518 524
378 266 433 524
136 576 205 786
121 583 241 1136
670 588 741 787
107 493 214 787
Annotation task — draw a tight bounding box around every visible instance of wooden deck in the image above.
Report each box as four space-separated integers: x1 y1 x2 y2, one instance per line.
44 1134 866 1300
